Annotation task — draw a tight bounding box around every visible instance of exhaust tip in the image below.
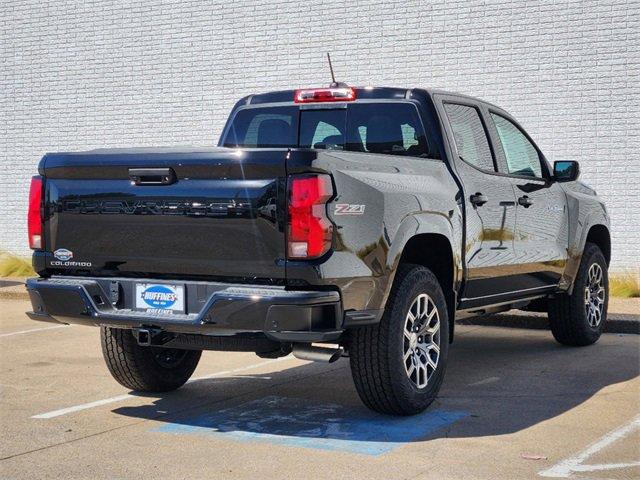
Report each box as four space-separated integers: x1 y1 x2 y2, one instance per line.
292 344 343 363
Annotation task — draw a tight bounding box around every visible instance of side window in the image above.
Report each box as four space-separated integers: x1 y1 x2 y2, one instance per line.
490 113 542 178
444 103 495 171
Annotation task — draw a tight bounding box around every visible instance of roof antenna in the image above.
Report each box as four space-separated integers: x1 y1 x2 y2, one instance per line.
327 52 348 88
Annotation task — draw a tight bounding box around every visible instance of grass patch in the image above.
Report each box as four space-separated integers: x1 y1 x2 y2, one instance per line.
0 251 35 277
610 273 640 298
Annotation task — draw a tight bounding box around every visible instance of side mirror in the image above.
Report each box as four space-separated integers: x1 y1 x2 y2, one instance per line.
553 161 580 182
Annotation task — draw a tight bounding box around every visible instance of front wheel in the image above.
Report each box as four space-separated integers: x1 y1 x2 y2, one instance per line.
349 264 449 415
548 242 609 346
100 327 202 392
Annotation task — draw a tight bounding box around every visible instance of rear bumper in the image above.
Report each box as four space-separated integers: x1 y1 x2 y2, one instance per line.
26 276 346 343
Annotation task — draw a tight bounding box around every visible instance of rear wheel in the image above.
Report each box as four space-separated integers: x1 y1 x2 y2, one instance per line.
100 327 201 392
349 264 449 415
548 242 608 346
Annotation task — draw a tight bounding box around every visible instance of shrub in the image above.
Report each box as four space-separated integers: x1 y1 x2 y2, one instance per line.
610 273 640 298
0 251 35 277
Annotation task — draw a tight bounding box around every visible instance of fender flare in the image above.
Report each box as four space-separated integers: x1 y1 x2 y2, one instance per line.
384 212 460 340
563 211 610 294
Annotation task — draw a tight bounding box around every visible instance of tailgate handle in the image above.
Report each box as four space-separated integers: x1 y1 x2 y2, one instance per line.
128 168 176 186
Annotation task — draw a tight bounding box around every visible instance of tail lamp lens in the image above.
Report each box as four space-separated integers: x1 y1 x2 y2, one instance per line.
28 176 43 249
288 175 334 259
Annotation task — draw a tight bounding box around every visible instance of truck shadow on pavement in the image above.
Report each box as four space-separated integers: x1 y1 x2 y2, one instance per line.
112 328 639 454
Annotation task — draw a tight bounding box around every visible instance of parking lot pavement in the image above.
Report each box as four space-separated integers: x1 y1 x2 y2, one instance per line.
1 298 638 480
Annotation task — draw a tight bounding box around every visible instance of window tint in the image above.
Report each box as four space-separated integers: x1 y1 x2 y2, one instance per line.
299 109 346 149
223 107 298 148
347 103 428 157
444 103 495 171
490 113 542 178
222 102 431 158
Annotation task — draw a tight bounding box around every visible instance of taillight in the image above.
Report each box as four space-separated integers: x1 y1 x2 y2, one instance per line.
294 87 356 103
28 176 43 250
287 175 334 259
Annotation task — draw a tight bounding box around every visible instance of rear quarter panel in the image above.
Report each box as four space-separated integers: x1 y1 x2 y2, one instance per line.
286 150 462 312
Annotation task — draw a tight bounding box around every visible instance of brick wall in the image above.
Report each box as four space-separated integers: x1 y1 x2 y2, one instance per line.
2 0 638 272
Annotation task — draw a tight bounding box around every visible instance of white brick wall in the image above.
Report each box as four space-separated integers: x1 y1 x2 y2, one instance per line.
2 0 638 272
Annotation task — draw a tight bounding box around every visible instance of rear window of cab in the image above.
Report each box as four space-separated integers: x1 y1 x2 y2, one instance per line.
222 103 437 158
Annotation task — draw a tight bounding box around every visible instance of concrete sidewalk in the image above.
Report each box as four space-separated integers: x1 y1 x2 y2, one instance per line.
2 277 638 333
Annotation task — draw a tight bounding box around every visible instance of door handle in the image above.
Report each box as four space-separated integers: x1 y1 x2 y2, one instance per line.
470 192 488 207
129 168 176 186
518 195 533 208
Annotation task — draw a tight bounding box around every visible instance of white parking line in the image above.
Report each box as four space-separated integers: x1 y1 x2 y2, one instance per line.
468 376 500 386
0 325 68 338
539 414 640 478
32 356 296 419
32 394 135 419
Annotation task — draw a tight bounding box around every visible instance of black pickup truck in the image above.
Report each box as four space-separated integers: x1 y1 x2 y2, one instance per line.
26 86 611 415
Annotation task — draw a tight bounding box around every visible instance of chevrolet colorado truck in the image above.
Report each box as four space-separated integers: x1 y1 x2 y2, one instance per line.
25 86 611 415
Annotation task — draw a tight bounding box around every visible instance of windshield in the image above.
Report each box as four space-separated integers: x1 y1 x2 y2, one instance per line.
222 103 433 158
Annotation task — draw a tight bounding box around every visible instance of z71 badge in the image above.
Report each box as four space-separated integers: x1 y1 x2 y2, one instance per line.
334 204 366 215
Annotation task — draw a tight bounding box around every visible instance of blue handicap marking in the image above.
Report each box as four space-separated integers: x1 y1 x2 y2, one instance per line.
153 395 468 455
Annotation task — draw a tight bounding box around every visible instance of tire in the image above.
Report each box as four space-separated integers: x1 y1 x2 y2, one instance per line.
349 264 449 415
548 242 608 346
100 327 202 392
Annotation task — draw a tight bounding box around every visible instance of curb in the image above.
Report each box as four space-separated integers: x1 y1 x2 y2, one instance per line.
0 280 29 301
0 289 30 301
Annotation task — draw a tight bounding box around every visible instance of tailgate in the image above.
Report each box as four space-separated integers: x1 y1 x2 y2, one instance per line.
41 147 288 280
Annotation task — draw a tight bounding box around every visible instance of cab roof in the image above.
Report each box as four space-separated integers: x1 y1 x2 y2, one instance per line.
239 86 497 110
243 86 409 105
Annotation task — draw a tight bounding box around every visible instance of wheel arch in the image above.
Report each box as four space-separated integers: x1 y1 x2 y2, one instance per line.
564 221 611 294
397 233 457 342
585 224 611 266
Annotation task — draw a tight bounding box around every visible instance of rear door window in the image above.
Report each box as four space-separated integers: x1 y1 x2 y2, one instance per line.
444 103 496 172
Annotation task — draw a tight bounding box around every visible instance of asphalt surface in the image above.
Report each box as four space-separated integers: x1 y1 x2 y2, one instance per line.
1 298 639 479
